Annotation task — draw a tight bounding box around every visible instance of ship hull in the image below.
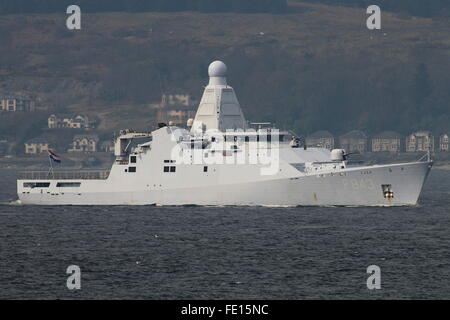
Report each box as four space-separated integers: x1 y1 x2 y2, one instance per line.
17 161 432 206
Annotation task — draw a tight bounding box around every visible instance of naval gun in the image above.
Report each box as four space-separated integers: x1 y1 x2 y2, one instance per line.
330 149 359 161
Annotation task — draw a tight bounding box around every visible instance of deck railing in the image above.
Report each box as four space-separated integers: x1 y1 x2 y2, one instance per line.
17 170 110 180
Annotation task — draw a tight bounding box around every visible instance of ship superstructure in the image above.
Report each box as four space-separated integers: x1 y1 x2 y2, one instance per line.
17 61 432 206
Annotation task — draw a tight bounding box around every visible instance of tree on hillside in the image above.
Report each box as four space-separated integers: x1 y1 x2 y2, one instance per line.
412 63 432 108
298 0 449 17
0 0 288 14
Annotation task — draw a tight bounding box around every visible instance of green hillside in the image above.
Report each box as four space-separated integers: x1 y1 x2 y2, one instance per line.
0 1 449 138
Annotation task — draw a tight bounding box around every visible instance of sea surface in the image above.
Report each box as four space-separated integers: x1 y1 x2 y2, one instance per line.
0 169 449 299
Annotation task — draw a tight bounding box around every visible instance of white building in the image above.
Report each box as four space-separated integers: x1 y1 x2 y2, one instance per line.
24 138 50 154
406 131 434 152
69 134 99 152
439 134 449 151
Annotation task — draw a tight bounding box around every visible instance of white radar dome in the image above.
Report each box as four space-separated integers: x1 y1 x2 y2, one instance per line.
208 60 227 78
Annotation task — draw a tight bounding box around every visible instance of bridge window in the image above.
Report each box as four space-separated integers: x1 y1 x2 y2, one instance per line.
56 182 81 187
164 166 176 173
23 182 50 188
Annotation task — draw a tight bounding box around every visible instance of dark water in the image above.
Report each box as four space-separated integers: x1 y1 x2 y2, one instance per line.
0 169 449 299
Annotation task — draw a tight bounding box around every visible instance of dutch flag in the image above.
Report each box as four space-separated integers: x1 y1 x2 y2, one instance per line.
48 150 61 163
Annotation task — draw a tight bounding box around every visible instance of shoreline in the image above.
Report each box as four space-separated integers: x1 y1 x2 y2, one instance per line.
432 163 450 170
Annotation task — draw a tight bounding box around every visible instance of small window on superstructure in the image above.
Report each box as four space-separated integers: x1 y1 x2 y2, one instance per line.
170 166 176 172
164 166 169 172
129 167 136 173
203 166 208 172
245 136 249 142
130 156 137 163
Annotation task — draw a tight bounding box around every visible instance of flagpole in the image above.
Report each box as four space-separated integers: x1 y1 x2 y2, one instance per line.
50 155 54 179
47 154 51 178
47 151 55 179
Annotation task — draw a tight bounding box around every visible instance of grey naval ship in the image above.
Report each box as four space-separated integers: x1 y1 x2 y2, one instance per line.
17 61 432 206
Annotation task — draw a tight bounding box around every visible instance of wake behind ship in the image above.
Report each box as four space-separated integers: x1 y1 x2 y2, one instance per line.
17 61 432 206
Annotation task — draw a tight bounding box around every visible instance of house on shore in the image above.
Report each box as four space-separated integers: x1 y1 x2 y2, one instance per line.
306 130 335 150
156 105 197 127
24 138 50 154
160 93 194 108
1 94 35 112
156 93 198 127
339 130 368 153
406 131 434 152
68 134 100 153
371 131 404 153
439 133 449 151
48 114 95 129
